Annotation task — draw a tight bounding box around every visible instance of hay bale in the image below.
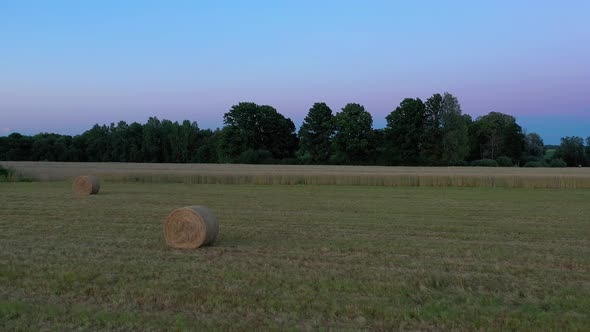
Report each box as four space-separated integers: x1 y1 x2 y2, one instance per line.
164 206 219 249
72 175 100 195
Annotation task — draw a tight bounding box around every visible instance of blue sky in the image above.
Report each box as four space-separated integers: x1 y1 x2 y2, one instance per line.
1 0 588 143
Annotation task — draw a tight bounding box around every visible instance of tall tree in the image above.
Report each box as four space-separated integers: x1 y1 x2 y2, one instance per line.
440 93 470 164
555 136 585 166
220 102 258 160
192 129 220 163
220 102 298 162
83 124 111 162
110 121 129 162
161 119 180 163
525 132 544 158
333 103 374 164
70 135 87 162
177 120 200 163
127 122 144 162
298 102 335 163
142 117 163 162
420 92 470 165
0 136 8 160
257 105 298 159
469 112 525 162
385 98 426 164
31 133 58 161
422 93 444 163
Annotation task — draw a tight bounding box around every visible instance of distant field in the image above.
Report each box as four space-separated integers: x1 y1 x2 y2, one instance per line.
1 182 589 330
544 149 557 161
3 161 590 188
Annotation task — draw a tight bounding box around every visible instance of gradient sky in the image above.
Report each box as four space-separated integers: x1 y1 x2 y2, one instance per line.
1 1 588 144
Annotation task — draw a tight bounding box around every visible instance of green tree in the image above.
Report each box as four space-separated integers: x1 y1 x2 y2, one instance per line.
385 98 426 164
161 119 180 163
440 93 470 164
142 117 163 162
220 102 298 162
70 135 87 162
525 132 544 159
192 129 220 163
31 133 56 161
257 105 298 159
178 120 199 163
469 112 525 162
83 124 111 162
422 94 444 163
110 121 129 162
420 93 470 165
0 136 8 160
220 102 258 161
55 135 74 161
555 136 585 167
332 103 374 164
298 102 335 163
127 122 144 162
9 133 34 161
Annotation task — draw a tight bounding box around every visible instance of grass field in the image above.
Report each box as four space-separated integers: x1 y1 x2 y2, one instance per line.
3 161 590 188
1 180 589 330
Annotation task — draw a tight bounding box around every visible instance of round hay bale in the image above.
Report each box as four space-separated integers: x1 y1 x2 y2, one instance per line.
164 206 219 249
72 175 100 195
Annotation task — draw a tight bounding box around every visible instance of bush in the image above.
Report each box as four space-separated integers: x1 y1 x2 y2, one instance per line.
328 152 347 165
238 149 275 164
523 156 544 163
496 156 513 167
295 151 313 165
278 158 298 165
450 160 470 167
0 165 15 182
471 159 498 167
549 159 567 168
524 161 547 168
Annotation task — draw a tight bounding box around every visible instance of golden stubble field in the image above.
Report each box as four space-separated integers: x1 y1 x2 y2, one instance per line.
3 161 590 188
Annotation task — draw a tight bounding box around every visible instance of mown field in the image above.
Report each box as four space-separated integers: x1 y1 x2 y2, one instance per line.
1 174 589 330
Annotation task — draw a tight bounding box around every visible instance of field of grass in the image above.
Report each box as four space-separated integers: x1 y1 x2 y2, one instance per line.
3 161 590 188
544 149 556 161
1 180 589 330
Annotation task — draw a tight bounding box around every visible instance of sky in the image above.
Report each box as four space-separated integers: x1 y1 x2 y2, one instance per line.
1 0 588 144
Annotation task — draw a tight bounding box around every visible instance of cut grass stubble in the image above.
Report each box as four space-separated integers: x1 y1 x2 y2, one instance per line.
1 181 589 330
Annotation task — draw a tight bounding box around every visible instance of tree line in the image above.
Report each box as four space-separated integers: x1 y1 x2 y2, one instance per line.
1 92 588 167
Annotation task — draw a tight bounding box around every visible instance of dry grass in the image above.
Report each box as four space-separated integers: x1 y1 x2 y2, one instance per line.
2 161 590 188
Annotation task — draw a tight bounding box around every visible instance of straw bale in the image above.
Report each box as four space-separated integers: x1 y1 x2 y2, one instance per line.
164 206 219 249
73 175 100 195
